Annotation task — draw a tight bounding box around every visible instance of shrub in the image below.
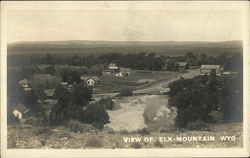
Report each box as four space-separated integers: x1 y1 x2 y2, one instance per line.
158 127 174 133
34 127 52 136
65 119 96 133
154 140 163 148
136 128 150 135
99 97 114 110
130 142 142 149
80 103 110 124
186 120 209 131
119 89 133 96
85 137 103 148
119 129 129 135
103 126 115 134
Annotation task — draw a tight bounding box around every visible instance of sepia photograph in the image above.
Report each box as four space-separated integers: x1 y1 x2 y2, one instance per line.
1 1 249 157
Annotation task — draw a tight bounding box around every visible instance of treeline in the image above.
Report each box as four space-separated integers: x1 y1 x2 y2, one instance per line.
8 52 242 72
168 70 243 129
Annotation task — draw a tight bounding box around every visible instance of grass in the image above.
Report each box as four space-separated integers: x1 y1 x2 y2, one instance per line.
154 140 163 148
98 71 174 92
130 142 142 149
85 137 103 148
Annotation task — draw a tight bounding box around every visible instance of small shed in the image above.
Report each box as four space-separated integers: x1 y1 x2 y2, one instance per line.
12 104 30 120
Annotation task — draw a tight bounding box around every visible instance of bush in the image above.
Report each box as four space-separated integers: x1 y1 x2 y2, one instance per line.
119 89 133 96
34 127 52 136
103 126 115 134
158 127 174 133
80 103 110 124
65 119 96 133
119 129 129 135
85 137 103 148
186 120 209 131
136 128 150 135
130 142 142 149
99 97 114 110
154 140 163 148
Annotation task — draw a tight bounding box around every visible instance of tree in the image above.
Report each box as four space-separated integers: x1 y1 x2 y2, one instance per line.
80 103 110 124
166 59 177 71
45 65 56 75
71 84 92 107
89 65 103 76
23 90 38 108
50 86 71 124
185 52 196 66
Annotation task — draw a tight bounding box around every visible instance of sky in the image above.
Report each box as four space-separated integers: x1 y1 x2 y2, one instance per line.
7 9 244 43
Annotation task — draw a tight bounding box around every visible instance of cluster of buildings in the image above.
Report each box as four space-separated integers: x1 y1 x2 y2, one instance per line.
103 63 131 77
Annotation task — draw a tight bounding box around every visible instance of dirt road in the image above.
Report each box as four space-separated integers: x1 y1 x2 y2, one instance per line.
133 69 200 94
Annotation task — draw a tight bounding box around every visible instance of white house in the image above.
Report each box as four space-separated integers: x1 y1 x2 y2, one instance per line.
119 67 131 76
81 76 100 86
86 77 100 86
12 104 30 120
115 72 124 77
18 78 32 91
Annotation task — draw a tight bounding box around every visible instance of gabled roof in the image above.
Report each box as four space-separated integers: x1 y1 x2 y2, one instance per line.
18 78 29 84
177 62 187 67
80 76 89 81
88 76 100 81
81 76 100 82
201 65 220 69
44 89 55 97
14 104 29 113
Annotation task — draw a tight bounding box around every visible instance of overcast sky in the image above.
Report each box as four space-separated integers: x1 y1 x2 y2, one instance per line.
7 9 243 43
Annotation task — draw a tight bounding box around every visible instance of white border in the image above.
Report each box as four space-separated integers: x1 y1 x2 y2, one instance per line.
1 1 249 157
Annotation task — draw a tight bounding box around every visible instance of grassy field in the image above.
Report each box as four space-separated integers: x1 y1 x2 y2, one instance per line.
97 70 176 92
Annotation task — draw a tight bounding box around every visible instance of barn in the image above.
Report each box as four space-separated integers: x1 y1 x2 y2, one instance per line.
200 65 221 75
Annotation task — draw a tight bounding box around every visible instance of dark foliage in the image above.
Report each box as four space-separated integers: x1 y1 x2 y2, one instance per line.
98 97 114 110
119 88 133 96
169 67 243 128
80 103 110 125
71 84 92 107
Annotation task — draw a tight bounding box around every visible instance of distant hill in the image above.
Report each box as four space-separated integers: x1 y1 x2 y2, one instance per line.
7 40 243 56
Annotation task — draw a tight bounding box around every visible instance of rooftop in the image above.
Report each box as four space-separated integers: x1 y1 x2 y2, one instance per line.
177 62 187 67
18 78 29 84
201 65 220 69
14 104 29 113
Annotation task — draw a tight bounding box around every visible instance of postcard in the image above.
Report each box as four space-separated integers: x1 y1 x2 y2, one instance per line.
1 1 249 157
